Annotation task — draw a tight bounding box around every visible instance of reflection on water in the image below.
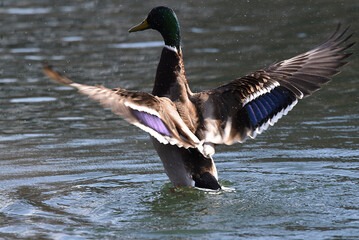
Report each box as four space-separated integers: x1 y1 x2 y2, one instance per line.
10 97 57 103
61 36 84 42
9 48 41 54
109 41 164 49
0 7 51 15
1 0 359 239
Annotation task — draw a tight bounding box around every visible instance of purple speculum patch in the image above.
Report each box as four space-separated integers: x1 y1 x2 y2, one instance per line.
131 109 171 136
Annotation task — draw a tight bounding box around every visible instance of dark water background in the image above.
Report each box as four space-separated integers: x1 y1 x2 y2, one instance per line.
1 0 358 239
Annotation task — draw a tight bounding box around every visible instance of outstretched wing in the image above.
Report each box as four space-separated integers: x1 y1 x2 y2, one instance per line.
198 25 355 146
43 65 203 151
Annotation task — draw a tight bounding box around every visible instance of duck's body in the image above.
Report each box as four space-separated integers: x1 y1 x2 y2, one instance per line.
150 44 220 189
44 7 354 190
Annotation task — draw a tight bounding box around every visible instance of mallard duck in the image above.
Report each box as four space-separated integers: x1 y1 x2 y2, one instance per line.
44 6 354 190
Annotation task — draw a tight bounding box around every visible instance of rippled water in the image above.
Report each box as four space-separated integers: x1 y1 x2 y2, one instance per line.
1 0 358 239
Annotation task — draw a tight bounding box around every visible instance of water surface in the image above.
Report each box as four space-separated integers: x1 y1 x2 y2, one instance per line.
1 0 358 239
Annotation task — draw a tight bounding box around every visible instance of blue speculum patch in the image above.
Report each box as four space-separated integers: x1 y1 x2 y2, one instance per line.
245 87 295 128
131 109 171 136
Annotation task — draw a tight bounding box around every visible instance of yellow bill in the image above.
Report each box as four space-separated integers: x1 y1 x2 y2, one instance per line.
129 18 150 32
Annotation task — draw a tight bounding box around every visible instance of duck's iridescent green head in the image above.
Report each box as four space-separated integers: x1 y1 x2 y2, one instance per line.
129 6 181 51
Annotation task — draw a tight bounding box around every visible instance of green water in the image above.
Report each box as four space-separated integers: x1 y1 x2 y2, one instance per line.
1 0 358 239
